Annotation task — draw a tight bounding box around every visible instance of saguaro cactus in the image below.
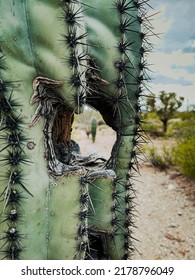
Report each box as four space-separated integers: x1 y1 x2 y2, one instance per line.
0 0 153 259
91 118 97 143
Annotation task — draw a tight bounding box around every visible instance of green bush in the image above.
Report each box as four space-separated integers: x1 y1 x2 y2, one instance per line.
175 111 195 121
142 113 163 137
144 112 159 120
168 119 195 139
173 138 195 179
146 145 173 170
143 123 163 137
172 119 195 179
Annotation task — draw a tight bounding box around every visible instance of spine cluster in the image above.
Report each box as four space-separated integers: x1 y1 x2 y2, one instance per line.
77 177 89 259
0 52 31 259
61 0 87 113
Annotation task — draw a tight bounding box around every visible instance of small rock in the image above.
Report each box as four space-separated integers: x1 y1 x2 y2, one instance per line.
164 233 184 242
168 224 178 228
181 204 188 209
165 233 175 240
178 248 187 256
154 255 162 260
168 184 176 190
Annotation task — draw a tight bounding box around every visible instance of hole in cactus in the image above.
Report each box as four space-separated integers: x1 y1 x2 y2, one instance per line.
46 106 116 176
86 230 108 260
29 76 117 177
71 108 116 160
50 105 116 177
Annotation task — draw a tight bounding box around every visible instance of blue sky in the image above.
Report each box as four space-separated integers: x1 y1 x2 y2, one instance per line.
146 0 195 109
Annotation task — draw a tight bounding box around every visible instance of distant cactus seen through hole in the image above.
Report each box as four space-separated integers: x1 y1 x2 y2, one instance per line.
72 108 115 160
91 118 97 143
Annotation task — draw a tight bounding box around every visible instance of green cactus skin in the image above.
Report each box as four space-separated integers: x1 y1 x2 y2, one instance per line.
91 118 97 143
0 0 153 259
83 0 145 259
46 175 89 260
0 0 88 260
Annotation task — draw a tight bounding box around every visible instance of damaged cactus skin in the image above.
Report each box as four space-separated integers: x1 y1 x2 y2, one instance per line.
0 0 153 259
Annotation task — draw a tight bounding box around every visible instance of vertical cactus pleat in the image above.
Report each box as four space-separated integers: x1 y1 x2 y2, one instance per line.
0 0 88 260
83 0 150 259
0 0 153 259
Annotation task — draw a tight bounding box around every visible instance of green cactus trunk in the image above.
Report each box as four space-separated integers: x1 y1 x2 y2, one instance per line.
91 118 97 143
0 0 152 259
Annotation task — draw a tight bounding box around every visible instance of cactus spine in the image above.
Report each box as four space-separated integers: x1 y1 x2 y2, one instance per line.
0 0 153 259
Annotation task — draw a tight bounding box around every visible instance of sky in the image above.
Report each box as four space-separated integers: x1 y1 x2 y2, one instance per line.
145 0 195 110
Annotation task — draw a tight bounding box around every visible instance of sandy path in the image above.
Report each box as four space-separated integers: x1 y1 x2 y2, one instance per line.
132 165 195 259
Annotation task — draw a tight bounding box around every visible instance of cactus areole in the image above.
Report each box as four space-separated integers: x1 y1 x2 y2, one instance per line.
0 0 152 259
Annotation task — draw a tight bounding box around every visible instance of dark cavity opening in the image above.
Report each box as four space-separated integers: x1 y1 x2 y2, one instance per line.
86 230 109 260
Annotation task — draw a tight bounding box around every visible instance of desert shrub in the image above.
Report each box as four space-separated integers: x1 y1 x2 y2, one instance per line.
98 120 105 126
173 138 195 179
146 145 173 170
143 123 163 137
176 111 195 121
171 118 195 179
145 112 159 119
168 119 195 139
142 113 163 137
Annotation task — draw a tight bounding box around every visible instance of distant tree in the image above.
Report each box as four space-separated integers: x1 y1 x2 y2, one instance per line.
146 93 156 112
187 104 195 112
156 91 184 133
